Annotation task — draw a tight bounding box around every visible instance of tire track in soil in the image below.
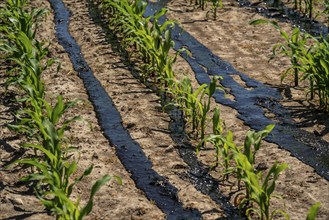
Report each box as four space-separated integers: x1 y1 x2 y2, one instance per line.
47 0 202 219
146 0 329 181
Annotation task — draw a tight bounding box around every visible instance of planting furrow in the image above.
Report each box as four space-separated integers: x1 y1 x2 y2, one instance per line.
146 0 329 181
46 0 215 218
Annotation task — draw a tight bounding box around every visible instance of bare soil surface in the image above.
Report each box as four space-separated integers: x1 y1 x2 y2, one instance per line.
1 0 329 219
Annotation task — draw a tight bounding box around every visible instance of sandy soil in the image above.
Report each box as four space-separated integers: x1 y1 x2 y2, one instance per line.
1 0 329 219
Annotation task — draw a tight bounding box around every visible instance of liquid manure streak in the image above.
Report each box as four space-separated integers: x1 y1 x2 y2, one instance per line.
48 0 202 218
168 107 244 219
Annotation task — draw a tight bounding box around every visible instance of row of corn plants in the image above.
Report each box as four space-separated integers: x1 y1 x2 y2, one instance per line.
198 101 321 219
190 0 223 19
0 0 120 219
99 0 224 140
96 0 321 219
272 0 329 24
251 19 329 111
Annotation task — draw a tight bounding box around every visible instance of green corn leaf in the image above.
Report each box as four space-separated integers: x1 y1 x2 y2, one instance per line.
52 170 62 188
17 31 33 53
23 143 57 165
280 30 290 41
320 59 329 74
44 98 53 120
9 158 50 176
154 8 167 21
160 20 174 33
42 119 58 148
306 202 321 220
66 161 78 180
68 165 94 196
52 95 64 124
249 19 280 30
208 76 220 96
20 173 47 182
51 188 78 216
244 130 254 163
193 83 207 98
78 175 116 220
264 162 288 196
291 28 300 43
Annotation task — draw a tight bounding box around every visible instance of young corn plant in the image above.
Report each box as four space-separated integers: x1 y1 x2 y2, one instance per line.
199 76 221 141
0 31 56 138
243 124 275 166
0 0 48 40
172 76 204 134
235 124 275 190
250 19 310 87
206 0 223 20
102 0 176 85
181 82 207 138
306 202 321 220
8 95 121 219
234 153 289 220
199 129 237 180
171 76 221 140
298 35 329 111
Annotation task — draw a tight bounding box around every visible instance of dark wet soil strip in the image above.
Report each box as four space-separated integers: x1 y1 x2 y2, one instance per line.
146 1 329 181
237 0 329 36
48 0 202 218
168 108 244 219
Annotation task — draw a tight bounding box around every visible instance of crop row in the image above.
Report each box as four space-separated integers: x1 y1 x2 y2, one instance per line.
0 0 120 219
251 19 329 111
191 0 329 22
193 0 329 111
96 0 321 219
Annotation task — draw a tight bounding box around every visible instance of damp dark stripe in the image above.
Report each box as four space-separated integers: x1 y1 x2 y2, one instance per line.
237 0 329 36
145 1 329 181
168 108 244 219
48 0 201 218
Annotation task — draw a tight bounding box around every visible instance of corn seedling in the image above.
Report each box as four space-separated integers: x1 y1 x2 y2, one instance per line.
199 130 237 180
306 202 321 220
173 76 204 134
250 19 310 87
235 153 289 220
0 0 48 40
297 35 329 111
243 124 275 166
206 0 223 20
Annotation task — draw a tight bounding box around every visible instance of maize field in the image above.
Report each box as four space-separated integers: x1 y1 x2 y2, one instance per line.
0 0 328 219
